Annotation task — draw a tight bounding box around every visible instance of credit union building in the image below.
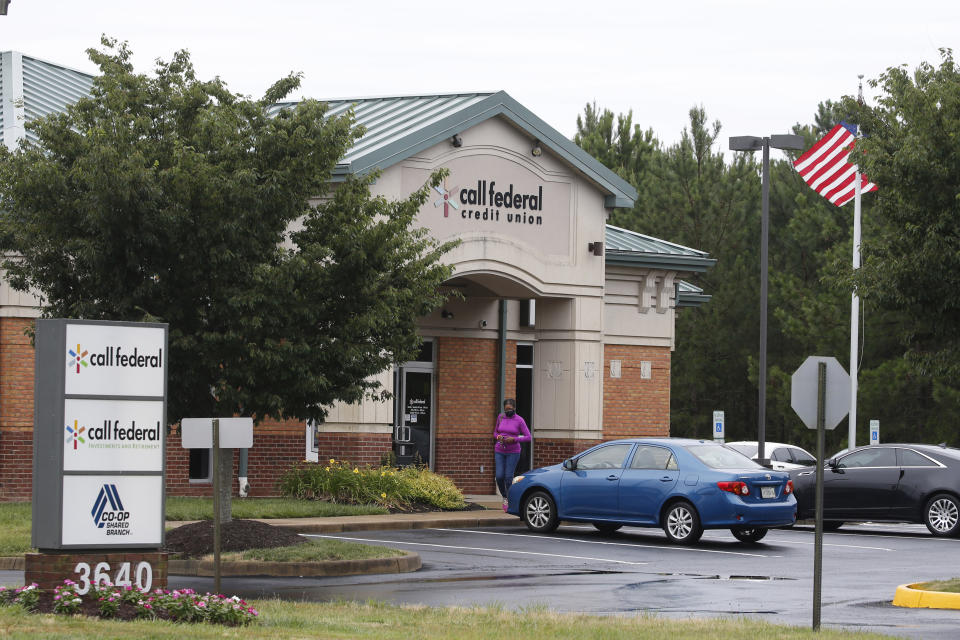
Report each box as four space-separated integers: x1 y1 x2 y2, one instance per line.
0 52 714 499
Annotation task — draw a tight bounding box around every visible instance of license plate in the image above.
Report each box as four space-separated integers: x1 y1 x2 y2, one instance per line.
761 486 776 499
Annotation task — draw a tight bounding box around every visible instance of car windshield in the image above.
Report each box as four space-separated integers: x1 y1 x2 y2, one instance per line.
688 445 764 469
726 443 757 457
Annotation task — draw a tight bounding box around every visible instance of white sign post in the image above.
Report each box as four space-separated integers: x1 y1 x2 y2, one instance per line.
712 410 725 443
181 417 252 594
870 419 880 445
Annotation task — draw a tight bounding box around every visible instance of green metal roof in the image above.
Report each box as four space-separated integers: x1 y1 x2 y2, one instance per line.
676 280 711 307
270 91 638 208
604 224 716 273
1 52 94 149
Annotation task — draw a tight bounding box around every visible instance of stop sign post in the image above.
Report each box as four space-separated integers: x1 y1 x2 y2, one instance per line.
791 356 850 631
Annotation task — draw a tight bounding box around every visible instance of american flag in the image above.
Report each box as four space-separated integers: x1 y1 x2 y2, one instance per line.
793 122 877 207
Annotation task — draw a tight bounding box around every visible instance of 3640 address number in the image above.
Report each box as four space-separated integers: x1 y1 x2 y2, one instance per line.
73 561 153 595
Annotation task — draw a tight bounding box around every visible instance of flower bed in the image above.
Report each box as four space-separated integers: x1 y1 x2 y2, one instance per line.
0 580 258 625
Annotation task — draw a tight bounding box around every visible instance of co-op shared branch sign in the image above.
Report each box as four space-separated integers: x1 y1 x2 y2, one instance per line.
33 319 168 549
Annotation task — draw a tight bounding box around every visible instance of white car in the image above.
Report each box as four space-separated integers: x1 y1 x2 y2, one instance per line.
724 441 817 471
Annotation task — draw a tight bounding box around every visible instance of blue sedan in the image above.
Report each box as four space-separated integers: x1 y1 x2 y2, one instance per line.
506 438 797 544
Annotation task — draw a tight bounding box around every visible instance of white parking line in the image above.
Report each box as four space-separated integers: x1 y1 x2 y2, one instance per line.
699 532 893 551
303 534 649 566
432 528 778 558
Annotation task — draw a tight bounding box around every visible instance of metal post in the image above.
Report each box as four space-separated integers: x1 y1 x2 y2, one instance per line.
212 418 221 594
849 170 862 452
813 361 826 631
757 138 771 464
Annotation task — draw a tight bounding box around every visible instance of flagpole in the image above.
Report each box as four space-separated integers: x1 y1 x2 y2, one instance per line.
849 75 865 453
849 170 861 452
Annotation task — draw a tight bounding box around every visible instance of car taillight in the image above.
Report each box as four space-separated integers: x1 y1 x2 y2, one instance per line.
784 480 794 495
717 481 750 496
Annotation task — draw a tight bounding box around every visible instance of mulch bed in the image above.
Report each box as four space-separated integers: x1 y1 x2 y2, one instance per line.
163 519 306 557
388 501 486 514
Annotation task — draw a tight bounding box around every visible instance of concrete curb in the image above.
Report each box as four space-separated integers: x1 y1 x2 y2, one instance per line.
168 550 421 578
893 583 960 609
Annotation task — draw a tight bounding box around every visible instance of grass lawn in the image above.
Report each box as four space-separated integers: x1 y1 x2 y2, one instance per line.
165 497 388 521
917 578 960 593
0 599 893 639
213 538 404 562
0 498 388 556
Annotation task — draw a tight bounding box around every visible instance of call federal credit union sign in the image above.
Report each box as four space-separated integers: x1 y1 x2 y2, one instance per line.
32 319 168 549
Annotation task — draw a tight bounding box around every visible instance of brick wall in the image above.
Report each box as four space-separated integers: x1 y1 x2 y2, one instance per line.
25 551 168 591
0 318 35 501
603 344 671 438
312 432 392 469
433 336 515 494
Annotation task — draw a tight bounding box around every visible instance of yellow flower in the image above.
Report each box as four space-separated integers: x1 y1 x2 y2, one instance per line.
324 467 330 471
353 468 359 474
381 493 387 498
380 471 386 477
329 459 336 465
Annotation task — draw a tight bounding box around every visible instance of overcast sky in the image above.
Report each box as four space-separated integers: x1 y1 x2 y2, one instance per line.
3 1 959 150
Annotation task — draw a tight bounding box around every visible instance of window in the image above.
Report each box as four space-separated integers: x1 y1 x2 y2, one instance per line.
688 444 763 469
630 445 675 470
837 448 896 468
576 444 632 470
770 448 790 462
789 447 817 466
189 448 211 482
726 443 757 458
899 449 939 467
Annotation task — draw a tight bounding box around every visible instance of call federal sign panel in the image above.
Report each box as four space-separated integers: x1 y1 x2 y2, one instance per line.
32 319 168 550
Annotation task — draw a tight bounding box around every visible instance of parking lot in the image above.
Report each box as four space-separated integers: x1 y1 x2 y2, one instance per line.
174 521 960 639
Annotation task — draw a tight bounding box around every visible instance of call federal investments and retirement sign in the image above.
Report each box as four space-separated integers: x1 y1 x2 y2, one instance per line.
32 319 168 549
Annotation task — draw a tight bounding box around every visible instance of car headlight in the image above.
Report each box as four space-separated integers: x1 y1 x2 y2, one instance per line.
512 475 525 484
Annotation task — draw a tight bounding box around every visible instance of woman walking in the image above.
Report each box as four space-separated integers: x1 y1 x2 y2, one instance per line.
494 398 531 511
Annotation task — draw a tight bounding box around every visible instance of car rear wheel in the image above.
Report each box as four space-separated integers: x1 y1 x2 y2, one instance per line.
822 521 844 532
522 491 559 533
731 527 768 543
592 522 622 535
662 501 703 544
924 493 960 537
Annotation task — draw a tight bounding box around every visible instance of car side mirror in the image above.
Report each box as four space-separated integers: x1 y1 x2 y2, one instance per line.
562 458 577 471
827 458 840 471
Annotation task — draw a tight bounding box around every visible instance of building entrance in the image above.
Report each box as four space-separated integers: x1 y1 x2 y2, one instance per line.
393 340 434 467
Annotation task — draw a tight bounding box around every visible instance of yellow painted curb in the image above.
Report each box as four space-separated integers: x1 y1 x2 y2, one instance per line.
893 583 960 609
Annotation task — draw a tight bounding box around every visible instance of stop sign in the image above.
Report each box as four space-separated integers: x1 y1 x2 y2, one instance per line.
790 356 850 430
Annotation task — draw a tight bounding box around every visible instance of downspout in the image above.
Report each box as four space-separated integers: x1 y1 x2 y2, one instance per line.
238 448 250 497
497 300 507 412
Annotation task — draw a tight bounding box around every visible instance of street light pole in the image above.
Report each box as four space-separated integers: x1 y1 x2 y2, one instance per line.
730 133 804 465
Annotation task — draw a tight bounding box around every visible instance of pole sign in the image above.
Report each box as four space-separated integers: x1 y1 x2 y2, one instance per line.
32 319 167 549
712 410 725 442
870 419 880 445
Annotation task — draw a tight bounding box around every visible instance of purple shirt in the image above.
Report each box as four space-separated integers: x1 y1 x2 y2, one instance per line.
494 413 531 454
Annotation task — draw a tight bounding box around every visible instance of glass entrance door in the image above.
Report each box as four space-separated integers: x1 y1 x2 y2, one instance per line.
396 367 433 467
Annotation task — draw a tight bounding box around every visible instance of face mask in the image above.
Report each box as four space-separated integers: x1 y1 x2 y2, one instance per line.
504 409 515 417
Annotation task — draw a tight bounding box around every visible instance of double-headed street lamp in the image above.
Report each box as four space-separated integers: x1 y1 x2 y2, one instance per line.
729 133 804 466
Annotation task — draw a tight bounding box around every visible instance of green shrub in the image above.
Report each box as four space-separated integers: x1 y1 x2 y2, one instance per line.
280 459 466 510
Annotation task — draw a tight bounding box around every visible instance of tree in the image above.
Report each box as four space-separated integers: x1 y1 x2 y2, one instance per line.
846 49 960 384
0 38 456 424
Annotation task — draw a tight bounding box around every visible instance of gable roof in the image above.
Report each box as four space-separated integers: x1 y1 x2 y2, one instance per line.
270 91 638 208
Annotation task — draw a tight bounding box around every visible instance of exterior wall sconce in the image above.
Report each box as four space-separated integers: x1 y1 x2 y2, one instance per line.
588 241 604 256
441 309 454 319
531 140 542 157
451 134 462 148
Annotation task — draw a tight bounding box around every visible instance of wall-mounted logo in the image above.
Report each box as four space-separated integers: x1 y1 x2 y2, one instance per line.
91 484 131 534
67 345 89 373
65 420 86 450
433 180 460 217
